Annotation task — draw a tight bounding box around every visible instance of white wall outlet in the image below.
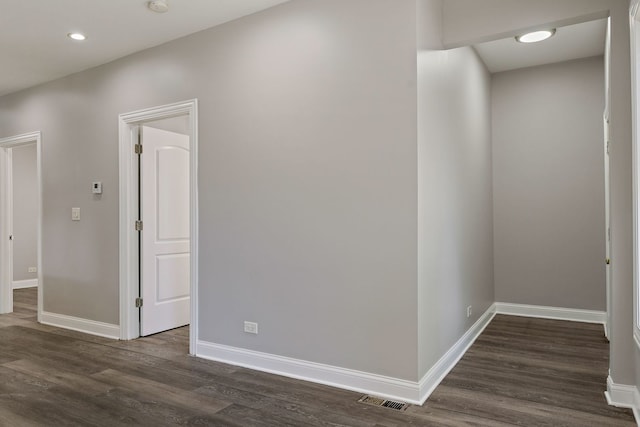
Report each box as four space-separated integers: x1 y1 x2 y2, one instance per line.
71 207 80 221
28 267 37 273
244 321 258 334
466 305 473 318
92 181 103 194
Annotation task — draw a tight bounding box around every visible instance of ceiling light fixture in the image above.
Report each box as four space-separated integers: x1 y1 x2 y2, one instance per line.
148 0 169 13
67 32 87 41
515 29 556 43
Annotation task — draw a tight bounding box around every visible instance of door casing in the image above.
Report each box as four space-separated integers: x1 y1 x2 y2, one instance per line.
0 132 43 319
118 100 198 354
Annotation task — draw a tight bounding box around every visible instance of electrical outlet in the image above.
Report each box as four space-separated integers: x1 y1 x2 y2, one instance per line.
466 306 472 318
28 267 37 273
244 321 258 334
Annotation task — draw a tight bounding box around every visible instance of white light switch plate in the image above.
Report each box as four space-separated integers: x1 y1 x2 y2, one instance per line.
72 207 80 221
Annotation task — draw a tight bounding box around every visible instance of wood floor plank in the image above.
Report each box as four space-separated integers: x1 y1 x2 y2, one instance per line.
213 403 320 427
428 385 634 426
3 359 114 396
194 382 376 427
90 368 232 414
442 365 627 419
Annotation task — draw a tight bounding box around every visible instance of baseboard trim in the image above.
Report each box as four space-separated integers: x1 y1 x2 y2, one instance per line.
197 304 497 405
418 303 496 404
197 340 423 404
495 302 606 325
12 279 37 289
605 376 640 425
40 311 119 339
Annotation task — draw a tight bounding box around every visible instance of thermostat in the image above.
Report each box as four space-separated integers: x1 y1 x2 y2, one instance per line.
92 182 103 194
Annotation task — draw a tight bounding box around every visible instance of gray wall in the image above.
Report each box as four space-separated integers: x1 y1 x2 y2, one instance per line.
11 143 37 283
146 115 189 135
492 56 606 311
0 0 420 380
417 46 494 377
441 0 634 389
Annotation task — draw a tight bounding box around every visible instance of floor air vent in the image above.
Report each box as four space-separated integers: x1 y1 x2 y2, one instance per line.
358 395 409 411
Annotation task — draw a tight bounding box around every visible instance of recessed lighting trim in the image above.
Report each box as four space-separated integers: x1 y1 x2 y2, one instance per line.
148 0 169 13
67 32 87 41
515 29 556 44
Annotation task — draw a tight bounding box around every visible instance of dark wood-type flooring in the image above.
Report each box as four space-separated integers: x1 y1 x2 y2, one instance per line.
0 288 635 426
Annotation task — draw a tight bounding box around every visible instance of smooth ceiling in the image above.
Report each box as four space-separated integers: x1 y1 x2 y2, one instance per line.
0 0 290 96
474 18 607 73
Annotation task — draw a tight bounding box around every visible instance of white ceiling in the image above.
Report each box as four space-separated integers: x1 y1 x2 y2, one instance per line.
0 3 607 96
474 19 608 74
0 0 290 97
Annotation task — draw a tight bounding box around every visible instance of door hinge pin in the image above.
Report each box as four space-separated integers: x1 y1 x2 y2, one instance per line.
135 298 143 308
135 220 143 231
135 144 143 155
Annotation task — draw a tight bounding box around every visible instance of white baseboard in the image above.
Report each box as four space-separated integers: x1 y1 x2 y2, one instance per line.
197 304 497 405
418 303 496 404
197 340 423 404
12 279 37 289
40 311 119 340
495 302 606 325
605 376 640 425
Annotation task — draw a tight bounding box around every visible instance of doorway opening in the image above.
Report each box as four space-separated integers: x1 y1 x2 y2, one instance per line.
0 132 43 321
118 100 198 354
467 17 610 326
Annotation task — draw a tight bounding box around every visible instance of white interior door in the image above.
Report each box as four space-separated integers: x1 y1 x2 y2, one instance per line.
140 125 190 336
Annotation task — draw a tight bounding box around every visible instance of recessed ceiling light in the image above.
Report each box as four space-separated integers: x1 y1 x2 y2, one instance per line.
515 29 556 43
67 32 87 41
148 0 169 13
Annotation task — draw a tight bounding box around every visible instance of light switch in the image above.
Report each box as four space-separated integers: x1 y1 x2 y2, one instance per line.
72 207 80 221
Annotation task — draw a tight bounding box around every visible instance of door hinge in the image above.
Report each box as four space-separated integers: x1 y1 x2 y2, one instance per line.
134 144 143 155
135 220 143 231
135 297 143 308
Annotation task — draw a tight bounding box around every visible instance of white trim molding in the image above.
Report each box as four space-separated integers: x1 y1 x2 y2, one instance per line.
495 302 606 325
631 0 640 355
605 376 640 424
12 279 37 289
197 304 496 405
118 99 199 355
40 311 119 340
197 340 423 404
418 303 496 403
0 132 43 320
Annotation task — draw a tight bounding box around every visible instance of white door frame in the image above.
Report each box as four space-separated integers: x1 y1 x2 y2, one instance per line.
0 132 43 319
604 16 612 341
118 99 198 355
630 0 640 345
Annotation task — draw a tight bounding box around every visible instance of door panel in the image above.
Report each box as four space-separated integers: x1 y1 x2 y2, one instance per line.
157 147 190 240
156 254 190 301
141 125 190 336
